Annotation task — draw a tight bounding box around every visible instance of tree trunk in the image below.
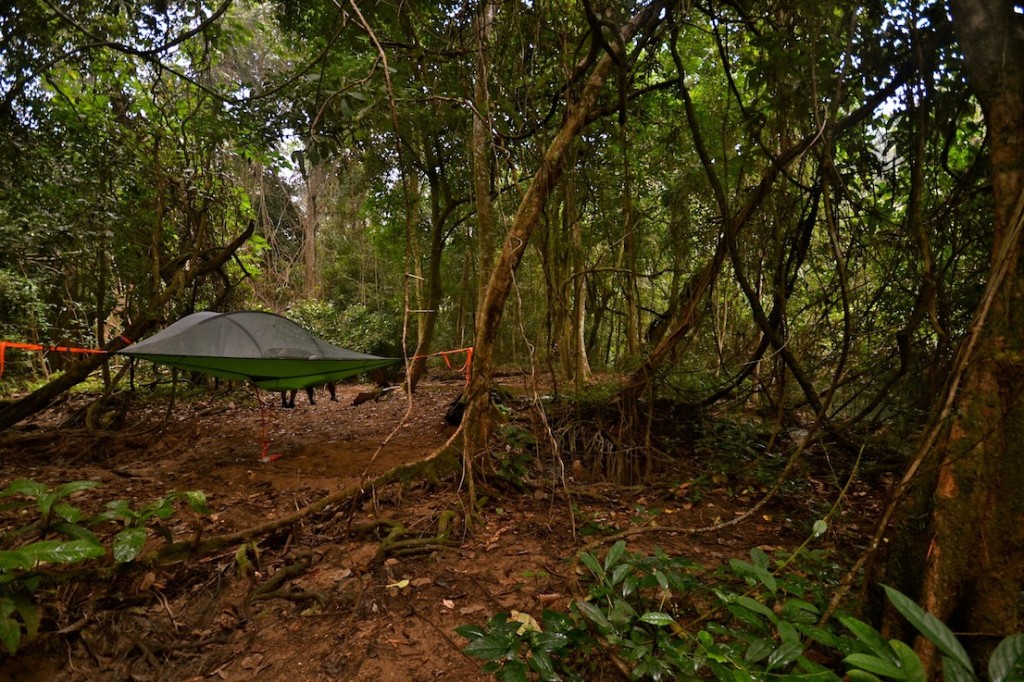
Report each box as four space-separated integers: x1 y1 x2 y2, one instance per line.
459 2 668 476
472 0 497 317
914 0 1024 669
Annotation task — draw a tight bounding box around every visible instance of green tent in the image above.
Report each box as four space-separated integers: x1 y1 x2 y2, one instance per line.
118 311 398 390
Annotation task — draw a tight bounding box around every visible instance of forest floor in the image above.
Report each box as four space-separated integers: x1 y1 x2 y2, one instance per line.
0 376 884 681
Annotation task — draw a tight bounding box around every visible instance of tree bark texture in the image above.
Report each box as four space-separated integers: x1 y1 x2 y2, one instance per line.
918 0 1024 667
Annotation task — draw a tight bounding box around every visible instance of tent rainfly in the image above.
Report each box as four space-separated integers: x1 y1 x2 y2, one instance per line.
117 311 398 390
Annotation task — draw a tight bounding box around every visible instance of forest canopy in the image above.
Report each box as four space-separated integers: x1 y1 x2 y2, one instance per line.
1 0 1023 676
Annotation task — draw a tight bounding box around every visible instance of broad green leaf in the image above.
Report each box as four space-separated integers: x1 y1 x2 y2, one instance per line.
12 596 39 640
735 595 776 620
54 480 101 499
782 598 820 624
844 653 906 679
574 600 612 631
812 519 828 538
21 539 105 565
610 562 632 588
501 659 528 682
943 658 977 682
607 598 637 628
604 540 626 572
52 502 81 523
528 649 556 679
113 527 147 563
638 611 676 627
745 638 775 663
0 615 20 654
767 640 804 671
891 640 926 682
532 631 569 652
464 632 513 661
882 585 973 675
750 546 770 569
847 671 886 682
0 479 46 498
181 490 211 515
49 521 98 543
753 564 778 593
989 634 1024 682
454 624 487 640
841 615 899 663
0 550 33 571
578 552 605 582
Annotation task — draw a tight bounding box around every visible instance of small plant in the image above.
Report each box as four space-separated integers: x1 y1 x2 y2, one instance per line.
0 479 209 654
841 585 1024 682
458 538 1024 682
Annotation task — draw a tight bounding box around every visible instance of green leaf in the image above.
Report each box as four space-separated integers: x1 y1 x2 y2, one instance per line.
113 527 147 563
604 540 626 572
989 634 1024 682
574 600 612 631
782 598 820 624
812 519 828 538
181 490 211 515
638 611 676 627
847 671 886 682
844 653 906 679
882 585 973 675
464 632 513 661
52 502 81 523
532 631 569 652
0 550 33 571
753 564 778 593
528 649 556 679
50 521 99 543
943 658 977 682
735 595 776 620
21 539 105 565
0 479 46 498
12 596 39 640
454 624 487 640
842 615 898 663
0 614 21 654
767 640 804 671
501 659 528 682
891 640 926 682
750 546 770 569
578 552 605 582
54 480 102 499
745 638 775 664
610 562 632 588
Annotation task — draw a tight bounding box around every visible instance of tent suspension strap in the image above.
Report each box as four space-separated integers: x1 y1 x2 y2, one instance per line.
0 341 108 379
409 346 474 383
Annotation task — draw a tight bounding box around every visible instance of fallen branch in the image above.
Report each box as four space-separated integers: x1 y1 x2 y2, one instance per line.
141 442 462 567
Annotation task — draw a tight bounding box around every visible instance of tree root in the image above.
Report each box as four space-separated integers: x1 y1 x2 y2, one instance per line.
373 509 460 562
141 442 462 567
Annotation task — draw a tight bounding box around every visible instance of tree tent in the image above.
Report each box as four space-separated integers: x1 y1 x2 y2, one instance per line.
117 311 398 390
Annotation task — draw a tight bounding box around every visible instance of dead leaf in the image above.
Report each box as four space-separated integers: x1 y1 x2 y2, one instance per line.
442 599 455 609
459 604 485 615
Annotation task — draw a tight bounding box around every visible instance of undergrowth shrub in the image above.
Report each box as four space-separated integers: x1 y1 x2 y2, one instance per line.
0 479 209 654
457 537 1024 682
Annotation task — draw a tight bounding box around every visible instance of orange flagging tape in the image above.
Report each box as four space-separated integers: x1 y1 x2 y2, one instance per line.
0 341 108 378
410 347 474 383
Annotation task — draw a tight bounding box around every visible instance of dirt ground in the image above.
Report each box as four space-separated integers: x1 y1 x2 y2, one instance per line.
0 377 877 681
